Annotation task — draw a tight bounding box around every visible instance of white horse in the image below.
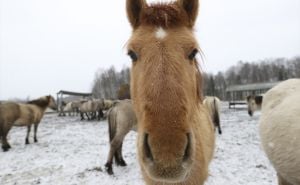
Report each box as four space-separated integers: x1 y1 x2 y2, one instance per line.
71 100 82 116
259 79 300 185
63 102 73 116
203 96 222 134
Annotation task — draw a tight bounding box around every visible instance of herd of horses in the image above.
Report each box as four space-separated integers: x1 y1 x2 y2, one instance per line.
0 0 299 184
60 99 115 120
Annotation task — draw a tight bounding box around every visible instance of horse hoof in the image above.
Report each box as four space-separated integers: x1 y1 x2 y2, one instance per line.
2 146 10 152
25 140 30 145
117 160 127 166
107 169 114 175
105 164 114 175
34 140 38 143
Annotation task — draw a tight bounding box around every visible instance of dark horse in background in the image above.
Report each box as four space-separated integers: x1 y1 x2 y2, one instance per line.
0 95 57 151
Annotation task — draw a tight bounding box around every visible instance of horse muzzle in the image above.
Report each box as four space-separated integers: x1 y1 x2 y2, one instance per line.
141 133 193 183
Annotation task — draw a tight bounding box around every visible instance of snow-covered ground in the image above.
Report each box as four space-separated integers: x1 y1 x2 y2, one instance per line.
0 103 277 185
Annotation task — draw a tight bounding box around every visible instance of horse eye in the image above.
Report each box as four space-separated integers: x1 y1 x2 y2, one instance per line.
188 49 198 60
128 50 138 62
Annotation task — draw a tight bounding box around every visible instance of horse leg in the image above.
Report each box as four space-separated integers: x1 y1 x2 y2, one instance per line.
1 127 11 152
90 112 94 120
278 174 293 185
80 112 85 120
34 124 39 143
93 112 97 120
98 110 104 120
93 112 96 120
92 112 95 120
105 138 123 175
25 125 31 144
85 113 90 120
115 142 127 166
217 124 222 135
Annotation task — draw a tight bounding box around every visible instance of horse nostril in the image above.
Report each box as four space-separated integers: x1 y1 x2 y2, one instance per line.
144 133 154 161
183 133 191 162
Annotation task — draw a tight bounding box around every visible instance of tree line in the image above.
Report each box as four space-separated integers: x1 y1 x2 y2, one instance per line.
91 67 130 99
91 57 300 100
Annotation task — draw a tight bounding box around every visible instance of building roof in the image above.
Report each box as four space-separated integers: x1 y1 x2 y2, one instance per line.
57 90 92 97
226 81 280 92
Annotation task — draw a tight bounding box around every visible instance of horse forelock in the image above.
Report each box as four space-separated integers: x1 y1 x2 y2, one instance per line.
140 3 188 28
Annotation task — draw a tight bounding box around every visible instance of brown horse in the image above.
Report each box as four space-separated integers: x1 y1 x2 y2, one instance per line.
105 99 137 175
126 0 215 184
0 95 57 151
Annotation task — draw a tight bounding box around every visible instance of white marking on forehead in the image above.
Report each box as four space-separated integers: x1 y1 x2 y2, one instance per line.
155 27 167 39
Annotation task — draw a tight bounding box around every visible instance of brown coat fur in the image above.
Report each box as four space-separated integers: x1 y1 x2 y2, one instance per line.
126 0 215 184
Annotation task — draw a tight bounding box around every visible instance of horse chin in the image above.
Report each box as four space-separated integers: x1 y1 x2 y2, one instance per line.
143 160 192 183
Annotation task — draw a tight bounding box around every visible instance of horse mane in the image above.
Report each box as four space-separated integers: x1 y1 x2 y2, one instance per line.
140 3 188 28
28 96 49 108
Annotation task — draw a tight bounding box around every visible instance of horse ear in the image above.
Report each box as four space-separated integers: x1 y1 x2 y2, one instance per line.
178 0 199 27
126 0 146 28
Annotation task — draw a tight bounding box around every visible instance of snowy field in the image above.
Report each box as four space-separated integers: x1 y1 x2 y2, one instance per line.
0 103 277 185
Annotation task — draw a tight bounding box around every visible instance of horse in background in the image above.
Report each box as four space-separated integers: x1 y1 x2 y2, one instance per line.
58 101 67 116
62 100 82 116
259 79 300 185
126 0 215 184
247 95 263 116
79 99 104 120
101 99 117 119
103 99 114 110
105 99 137 175
63 102 74 116
0 95 57 151
203 96 222 134
71 100 82 116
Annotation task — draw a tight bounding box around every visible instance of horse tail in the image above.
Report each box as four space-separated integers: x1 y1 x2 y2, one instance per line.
0 117 3 138
213 98 221 134
107 108 117 142
0 108 4 138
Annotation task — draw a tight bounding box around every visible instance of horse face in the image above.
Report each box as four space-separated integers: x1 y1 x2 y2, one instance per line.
247 100 255 116
127 0 202 182
247 95 261 116
47 96 57 110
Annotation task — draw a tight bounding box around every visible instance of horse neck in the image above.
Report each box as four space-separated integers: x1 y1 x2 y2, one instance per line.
32 104 48 113
27 100 49 112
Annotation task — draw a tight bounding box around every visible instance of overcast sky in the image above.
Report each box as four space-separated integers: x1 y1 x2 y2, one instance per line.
0 0 299 100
